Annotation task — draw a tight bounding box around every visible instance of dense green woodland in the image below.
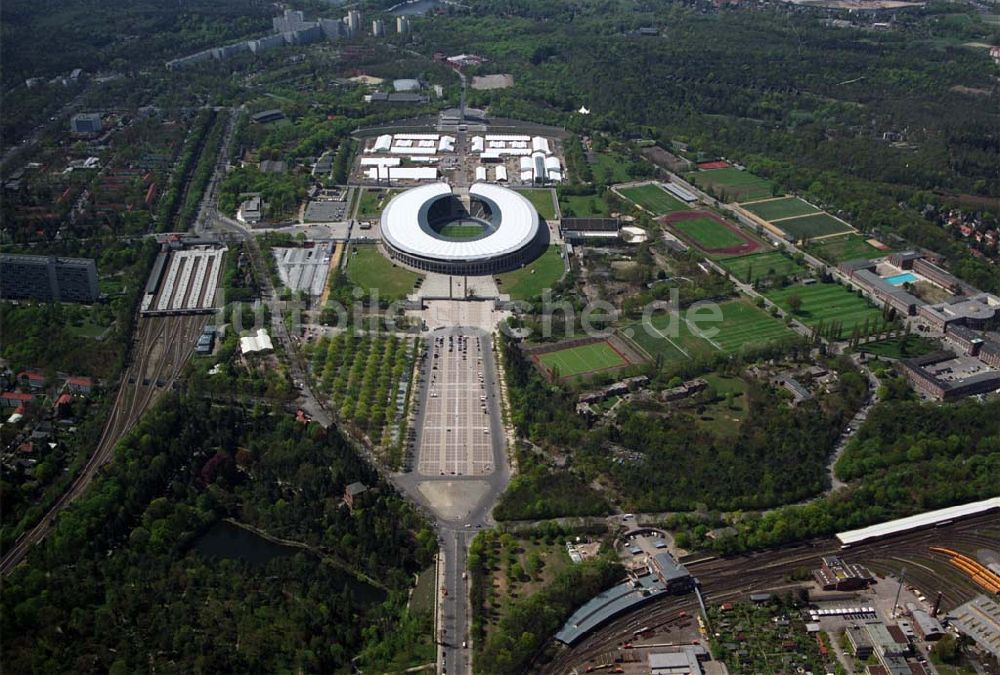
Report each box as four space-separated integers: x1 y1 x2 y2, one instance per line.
2 395 436 672
500 334 871 513
421 0 1000 289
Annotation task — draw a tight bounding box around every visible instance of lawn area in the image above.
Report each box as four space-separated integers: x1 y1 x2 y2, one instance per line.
590 151 632 184
408 565 437 614
741 196 820 221
438 223 484 239
691 374 749 438
721 250 808 284
856 335 940 359
807 234 887 263
344 245 420 300
671 215 746 250
690 168 773 201
537 341 627 377
356 188 399 219
767 282 884 334
495 245 565 301
618 183 687 214
623 298 795 365
776 212 853 240
559 192 610 217
516 188 557 220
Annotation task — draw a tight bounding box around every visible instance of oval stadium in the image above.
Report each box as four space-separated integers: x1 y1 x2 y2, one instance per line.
379 182 546 275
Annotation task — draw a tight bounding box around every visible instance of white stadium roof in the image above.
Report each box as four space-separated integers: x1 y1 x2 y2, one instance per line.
381 182 540 262
836 497 1000 546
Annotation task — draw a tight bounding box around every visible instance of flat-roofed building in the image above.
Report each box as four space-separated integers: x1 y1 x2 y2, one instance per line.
814 556 875 591
950 594 1000 660
70 113 102 134
0 253 99 303
919 292 1000 332
649 552 695 594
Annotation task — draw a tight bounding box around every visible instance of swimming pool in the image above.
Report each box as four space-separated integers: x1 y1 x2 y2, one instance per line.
884 272 918 286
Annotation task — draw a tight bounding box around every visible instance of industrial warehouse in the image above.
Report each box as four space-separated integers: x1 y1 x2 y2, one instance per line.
378 182 546 275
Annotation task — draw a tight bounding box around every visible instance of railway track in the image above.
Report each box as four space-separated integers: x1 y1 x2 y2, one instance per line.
542 514 1000 673
0 314 204 576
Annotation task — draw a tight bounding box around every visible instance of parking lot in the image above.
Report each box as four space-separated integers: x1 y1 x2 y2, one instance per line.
272 245 334 297
416 331 496 477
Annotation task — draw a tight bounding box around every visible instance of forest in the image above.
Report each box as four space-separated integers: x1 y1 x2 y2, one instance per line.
1 394 436 673
420 0 1000 289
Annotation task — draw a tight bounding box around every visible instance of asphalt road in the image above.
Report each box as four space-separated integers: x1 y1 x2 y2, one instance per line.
393 326 512 675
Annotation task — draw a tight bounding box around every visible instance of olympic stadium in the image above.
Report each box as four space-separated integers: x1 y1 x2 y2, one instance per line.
379 182 547 275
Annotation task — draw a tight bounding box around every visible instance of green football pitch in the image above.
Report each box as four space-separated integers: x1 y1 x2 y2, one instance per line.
777 212 853 240
741 197 820 221
766 282 883 333
537 341 627 377
691 168 773 201
671 216 746 250
618 184 688 214
720 251 808 284
622 299 795 365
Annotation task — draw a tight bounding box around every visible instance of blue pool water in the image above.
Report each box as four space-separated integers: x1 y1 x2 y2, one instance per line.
884 272 918 286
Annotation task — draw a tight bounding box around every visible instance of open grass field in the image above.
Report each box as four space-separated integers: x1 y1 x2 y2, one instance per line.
590 151 633 184
720 250 808 284
559 192 610 217
660 210 760 256
692 374 749 438
515 188 557 220
536 341 628 377
690 168 773 201
437 223 484 239
495 245 565 301
345 245 420 300
356 188 399 219
856 335 940 359
623 298 795 365
618 183 688 214
807 234 887 263
741 196 820 221
674 216 745 249
776 212 853 240
766 282 883 333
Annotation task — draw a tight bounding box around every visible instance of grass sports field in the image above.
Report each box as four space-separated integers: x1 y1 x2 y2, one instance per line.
674 216 745 249
776 212 853 240
345 245 420 300
495 246 565 301
721 251 808 284
766 282 883 333
741 197 819 221
691 168 773 201
661 211 759 256
537 341 627 377
437 223 484 239
623 299 795 365
618 184 687 214
516 189 557 220
807 234 887 263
